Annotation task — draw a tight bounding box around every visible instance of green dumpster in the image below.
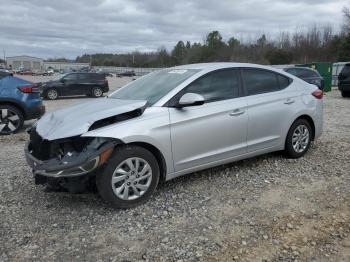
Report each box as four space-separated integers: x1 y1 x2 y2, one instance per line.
296 62 333 92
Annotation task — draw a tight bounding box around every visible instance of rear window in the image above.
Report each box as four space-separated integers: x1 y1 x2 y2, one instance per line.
289 68 319 78
340 64 350 76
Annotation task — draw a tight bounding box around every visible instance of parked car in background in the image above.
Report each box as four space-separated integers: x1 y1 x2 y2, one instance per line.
39 72 109 100
97 70 114 77
0 68 11 73
117 71 136 77
337 63 350 97
283 67 324 90
25 63 323 208
43 69 54 76
0 72 45 134
18 69 34 75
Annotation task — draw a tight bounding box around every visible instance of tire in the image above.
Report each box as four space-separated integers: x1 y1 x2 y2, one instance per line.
45 88 59 100
284 119 312 158
341 91 350 98
96 145 160 208
0 105 24 135
91 87 103 98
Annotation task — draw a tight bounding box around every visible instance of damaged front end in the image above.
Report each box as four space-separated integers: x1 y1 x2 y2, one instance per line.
25 128 118 192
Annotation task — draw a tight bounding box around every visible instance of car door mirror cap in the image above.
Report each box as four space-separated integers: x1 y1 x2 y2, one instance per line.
177 93 205 108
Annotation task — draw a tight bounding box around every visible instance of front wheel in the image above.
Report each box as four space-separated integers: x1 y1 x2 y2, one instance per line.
96 145 160 208
91 87 103 98
284 119 312 158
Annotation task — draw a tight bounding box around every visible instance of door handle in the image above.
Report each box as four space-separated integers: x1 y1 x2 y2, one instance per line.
284 98 295 105
229 109 245 116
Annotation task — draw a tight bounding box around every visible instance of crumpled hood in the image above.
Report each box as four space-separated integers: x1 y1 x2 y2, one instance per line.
36 98 147 140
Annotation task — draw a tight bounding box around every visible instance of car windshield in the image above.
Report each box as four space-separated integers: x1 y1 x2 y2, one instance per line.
110 69 200 105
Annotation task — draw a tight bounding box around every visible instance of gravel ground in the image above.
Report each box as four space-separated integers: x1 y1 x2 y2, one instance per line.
0 87 349 261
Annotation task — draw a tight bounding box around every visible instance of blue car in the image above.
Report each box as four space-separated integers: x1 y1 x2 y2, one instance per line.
0 72 45 134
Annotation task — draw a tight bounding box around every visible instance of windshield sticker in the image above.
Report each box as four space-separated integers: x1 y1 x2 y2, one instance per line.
168 69 188 74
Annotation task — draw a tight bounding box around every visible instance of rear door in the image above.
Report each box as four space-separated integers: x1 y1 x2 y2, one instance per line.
77 73 94 95
242 68 298 152
168 69 248 172
61 73 79 96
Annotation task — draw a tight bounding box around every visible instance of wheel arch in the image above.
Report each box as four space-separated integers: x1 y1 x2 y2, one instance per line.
0 100 26 119
44 87 60 97
127 141 167 182
291 114 316 141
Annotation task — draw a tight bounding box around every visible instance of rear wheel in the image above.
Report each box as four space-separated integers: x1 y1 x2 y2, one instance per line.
284 119 312 158
341 91 350 98
0 105 24 135
46 88 58 100
91 87 103 98
96 145 160 208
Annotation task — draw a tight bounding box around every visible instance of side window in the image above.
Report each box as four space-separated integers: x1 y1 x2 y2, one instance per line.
78 73 90 80
242 69 280 96
185 69 240 103
63 74 78 81
277 74 291 89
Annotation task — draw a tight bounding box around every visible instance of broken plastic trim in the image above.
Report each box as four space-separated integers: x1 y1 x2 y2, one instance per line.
25 137 120 178
33 156 100 177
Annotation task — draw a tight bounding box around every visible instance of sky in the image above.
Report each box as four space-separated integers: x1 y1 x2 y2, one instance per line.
0 0 347 59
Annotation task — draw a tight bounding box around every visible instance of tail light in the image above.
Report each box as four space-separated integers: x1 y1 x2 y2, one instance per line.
312 89 323 99
18 85 40 93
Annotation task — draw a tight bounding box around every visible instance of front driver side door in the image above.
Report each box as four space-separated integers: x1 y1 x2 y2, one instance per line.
168 69 248 172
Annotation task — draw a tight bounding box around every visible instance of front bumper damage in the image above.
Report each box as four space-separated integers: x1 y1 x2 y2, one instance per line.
24 129 118 191
25 139 114 178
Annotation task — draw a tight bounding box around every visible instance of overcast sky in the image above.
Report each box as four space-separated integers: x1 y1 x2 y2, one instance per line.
0 0 347 59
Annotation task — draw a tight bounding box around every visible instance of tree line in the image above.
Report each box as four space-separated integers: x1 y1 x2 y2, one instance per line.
73 9 350 67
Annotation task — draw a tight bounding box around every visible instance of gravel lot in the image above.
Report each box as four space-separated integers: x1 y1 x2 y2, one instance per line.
1 79 349 261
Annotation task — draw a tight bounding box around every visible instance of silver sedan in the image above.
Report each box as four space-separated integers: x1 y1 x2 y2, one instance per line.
25 63 323 208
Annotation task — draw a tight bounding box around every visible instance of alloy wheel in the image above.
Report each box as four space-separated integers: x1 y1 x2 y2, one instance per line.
93 88 103 97
111 157 152 201
47 89 58 100
0 108 21 134
292 124 310 153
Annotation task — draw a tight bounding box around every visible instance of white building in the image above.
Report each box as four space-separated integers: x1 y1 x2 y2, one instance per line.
6 55 90 72
6 55 44 71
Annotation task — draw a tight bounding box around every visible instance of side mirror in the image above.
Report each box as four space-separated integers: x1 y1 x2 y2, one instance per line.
178 93 205 107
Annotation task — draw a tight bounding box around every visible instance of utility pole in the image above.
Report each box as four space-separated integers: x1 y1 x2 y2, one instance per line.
2 48 5 65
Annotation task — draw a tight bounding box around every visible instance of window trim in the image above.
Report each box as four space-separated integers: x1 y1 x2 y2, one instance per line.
240 67 292 97
165 68 244 107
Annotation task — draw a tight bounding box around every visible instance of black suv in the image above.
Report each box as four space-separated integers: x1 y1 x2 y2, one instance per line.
283 67 324 90
338 64 350 97
40 73 109 100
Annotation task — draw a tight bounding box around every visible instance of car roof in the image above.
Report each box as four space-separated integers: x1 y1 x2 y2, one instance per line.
171 62 283 72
